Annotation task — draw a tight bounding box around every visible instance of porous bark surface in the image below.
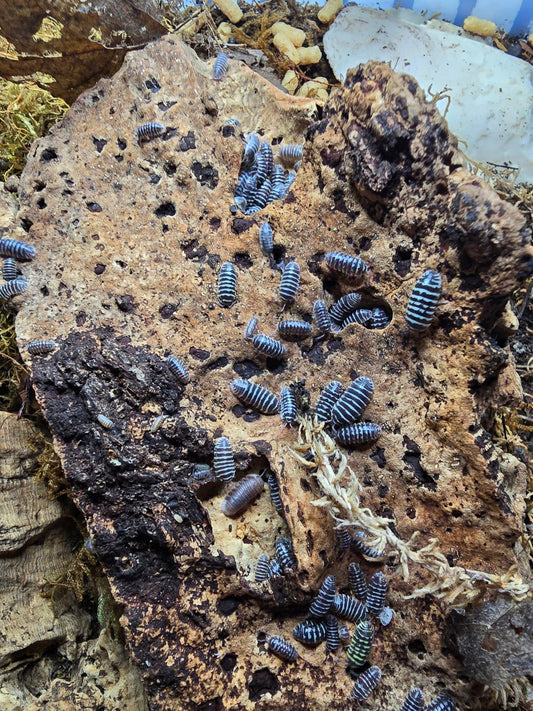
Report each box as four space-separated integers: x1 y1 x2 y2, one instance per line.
10 38 533 710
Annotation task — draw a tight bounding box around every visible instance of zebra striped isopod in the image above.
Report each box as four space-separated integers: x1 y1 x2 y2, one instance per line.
314 380 344 422
341 308 374 329
334 422 382 447
331 376 374 428
244 317 259 341
150 414 167 433
278 143 303 164
135 122 165 143
406 269 442 331
309 575 336 618
251 333 286 358
293 619 327 645
221 473 264 516
2 258 19 280
331 593 367 623
352 531 385 559
270 164 287 200
280 386 298 425
400 688 424 711
218 262 237 308
424 693 456 711
0 238 36 261
313 300 332 334
167 355 190 384
378 606 393 626
97 414 114 429
325 252 368 277
346 620 374 667
279 261 300 303
267 472 284 515
367 571 388 618
329 292 362 324
325 614 340 652
213 436 235 482
338 625 350 644
337 527 352 551
349 666 382 701
255 553 271 582
370 306 390 329
348 562 368 601
0 278 28 300
269 558 283 577
268 636 298 661
230 378 280 415
242 133 260 169
277 319 313 340
211 52 229 80
275 536 296 570
259 222 274 256
27 340 57 355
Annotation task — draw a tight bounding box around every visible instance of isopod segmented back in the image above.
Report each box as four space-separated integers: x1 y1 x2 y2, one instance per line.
268 636 298 661
279 261 300 303
230 378 280 415
213 436 235 482
325 252 368 277
349 665 382 702
406 269 442 331
27 340 57 355
135 122 165 143
331 376 374 428
221 473 264 516
400 688 424 711
0 238 36 261
212 52 229 80
218 262 237 308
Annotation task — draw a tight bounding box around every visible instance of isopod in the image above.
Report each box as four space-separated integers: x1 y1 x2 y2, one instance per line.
370 306 390 329
337 527 352 551
293 619 327 645
325 252 368 277
352 531 385 559
325 614 340 652
267 472 284 515
270 164 287 200
400 688 424 711
333 422 382 447
259 222 274 256
0 238 36 261
309 575 336 618
313 300 332 334
331 593 367 623
275 536 296 570
277 319 313 340
338 625 350 644
224 118 241 126
329 292 362 324
279 261 300 303
0 278 28 300
230 378 280 415
135 122 165 143
348 562 368 602
341 308 374 329
242 133 260 170
97 414 114 429
269 558 283 576
346 620 374 667
212 52 229 80
314 380 344 423
278 143 303 164
150 414 167 433
251 333 286 358
366 571 388 618
378 606 394 626
406 269 442 331
221 473 264 516
218 262 237 308
280 386 298 425
2 258 19 280
268 636 298 661
331 376 374 428
424 694 456 711
255 553 271 582
27 340 57 355
349 665 382 701
255 141 273 185
213 436 235 482
167 355 190 384
244 317 259 341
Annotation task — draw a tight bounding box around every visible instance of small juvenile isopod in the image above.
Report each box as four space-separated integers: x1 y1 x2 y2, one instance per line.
259 222 274 257
27 340 57 355
0 238 36 261
293 619 327 645
280 386 298 426
333 422 382 447
378 606 394 626
0 278 28 300
268 636 298 661
313 300 332 335
211 51 229 80
424 693 456 711
346 620 374 667
309 575 336 618
349 665 382 701
213 436 235 482
278 143 303 164
251 333 286 359
329 292 362 324
2 258 20 280
325 614 340 652
255 554 271 582
400 688 424 711
97 414 114 429
135 122 165 143
279 261 300 304
224 118 241 126
370 306 390 329
275 536 296 570
348 562 368 601
277 319 313 341
267 472 284 515
314 380 344 423
150 414 167 433
218 262 237 308
221 473 264 516
167 355 190 384
244 317 259 341
331 593 367 623
230 378 280 415
366 571 388 618
406 269 442 331
325 252 368 277
331 376 374 428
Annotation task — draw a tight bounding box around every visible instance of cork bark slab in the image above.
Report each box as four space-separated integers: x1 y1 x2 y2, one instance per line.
12 37 533 710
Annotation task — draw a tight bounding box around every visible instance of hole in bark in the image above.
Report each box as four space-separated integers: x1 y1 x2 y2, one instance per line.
145 77 160 92
92 137 107 153
217 597 239 616
233 360 263 378
220 653 237 671
40 148 57 161
248 668 279 701
117 138 127 150
155 202 176 218
234 252 253 268
408 639 426 656
37 198 46 209
164 161 176 176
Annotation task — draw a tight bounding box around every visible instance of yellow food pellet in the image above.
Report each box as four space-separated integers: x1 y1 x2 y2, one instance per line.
317 0 343 24
273 32 299 63
270 21 306 48
213 0 243 24
297 77 328 97
294 45 322 65
282 69 299 95
218 22 233 43
463 15 496 37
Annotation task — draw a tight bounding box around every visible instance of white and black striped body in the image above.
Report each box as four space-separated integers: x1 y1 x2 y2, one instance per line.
406 269 442 331
293 619 327 645
314 380 344 423
333 422 382 447
331 593 367 623
213 436 235 482
217 262 237 307
0 238 36 261
349 666 382 701
280 386 298 425
308 575 336 618
167 355 190 384
325 252 368 277
331 376 374 428
230 378 280 414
